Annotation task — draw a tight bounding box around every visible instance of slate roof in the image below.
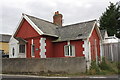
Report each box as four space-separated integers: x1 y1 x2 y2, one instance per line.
26 14 58 37
0 34 11 42
25 14 97 42
55 20 96 42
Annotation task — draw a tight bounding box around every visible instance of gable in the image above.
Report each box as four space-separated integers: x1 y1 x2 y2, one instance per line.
15 19 40 39
89 27 100 42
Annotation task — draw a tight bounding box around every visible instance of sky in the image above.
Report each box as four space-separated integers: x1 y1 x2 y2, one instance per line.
0 0 119 35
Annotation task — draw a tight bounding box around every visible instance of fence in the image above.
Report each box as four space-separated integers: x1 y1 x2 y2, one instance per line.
2 57 86 74
103 42 120 62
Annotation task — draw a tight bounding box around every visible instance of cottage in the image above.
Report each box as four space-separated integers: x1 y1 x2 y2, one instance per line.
9 11 102 63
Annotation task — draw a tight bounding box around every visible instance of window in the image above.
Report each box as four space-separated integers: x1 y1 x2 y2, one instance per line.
64 45 75 56
19 44 25 53
31 44 35 56
12 48 15 56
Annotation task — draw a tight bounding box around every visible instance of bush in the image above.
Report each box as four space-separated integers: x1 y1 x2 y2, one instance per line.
99 57 114 72
116 62 120 74
99 57 110 70
88 57 117 75
88 61 100 75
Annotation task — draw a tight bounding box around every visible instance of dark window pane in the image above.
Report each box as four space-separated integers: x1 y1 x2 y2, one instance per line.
31 44 35 56
70 45 72 56
13 48 14 56
19 45 25 53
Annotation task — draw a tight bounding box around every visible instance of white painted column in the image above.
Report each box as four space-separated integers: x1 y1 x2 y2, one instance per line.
83 40 89 61
87 42 91 70
40 38 46 58
67 41 71 56
88 42 91 62
83 40 91 70
31 39 35 57
95 39 98 65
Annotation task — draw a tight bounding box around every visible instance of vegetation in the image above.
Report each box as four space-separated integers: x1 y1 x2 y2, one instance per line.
99 2 120 38
88 57 119 75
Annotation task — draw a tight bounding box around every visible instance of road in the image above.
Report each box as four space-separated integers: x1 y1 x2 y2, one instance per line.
1 74 119 80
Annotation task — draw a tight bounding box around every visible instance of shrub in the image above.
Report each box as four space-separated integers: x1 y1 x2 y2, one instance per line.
99 57 115 72
99 57 110 70
88 60 100 75
87 57 119 75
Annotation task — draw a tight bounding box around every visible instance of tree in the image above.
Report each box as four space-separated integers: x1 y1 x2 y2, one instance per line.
99 2 120 38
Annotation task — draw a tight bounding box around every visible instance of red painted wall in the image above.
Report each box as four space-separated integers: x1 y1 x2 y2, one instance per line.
53 40 84 57
70 40 84 57
44 36 54 58
33 37 41 58
89 28 100 60
15 19 41 58
53 42 67 57
15 19 40 39
26 37 41 58
26 39 31 58
14 18 90 59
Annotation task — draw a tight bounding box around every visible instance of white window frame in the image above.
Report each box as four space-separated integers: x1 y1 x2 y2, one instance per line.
31 39 35 57
64 45 75 57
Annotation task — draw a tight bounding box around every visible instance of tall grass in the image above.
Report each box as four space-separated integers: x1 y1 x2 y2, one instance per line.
88 57 118 75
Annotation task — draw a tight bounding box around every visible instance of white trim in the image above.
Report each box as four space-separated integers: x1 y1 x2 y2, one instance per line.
40 38 46 58
31 39 33 44
67 41 70 45
86 41 91 70
12 16 24 37
87 21 102 41
95 25 103 40
89 42 91 62
83 39 89 60
12 14 44 38
42 33 58 37
23 15 44 35
95 39 98 65
87 21 96 41
12 14 59 38
64 41 75 57
31 39 35 57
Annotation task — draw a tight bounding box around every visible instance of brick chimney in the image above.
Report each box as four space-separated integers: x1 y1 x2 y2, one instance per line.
53 11 63 26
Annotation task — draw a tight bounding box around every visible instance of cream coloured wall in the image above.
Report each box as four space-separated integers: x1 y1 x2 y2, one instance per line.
0 42 9 54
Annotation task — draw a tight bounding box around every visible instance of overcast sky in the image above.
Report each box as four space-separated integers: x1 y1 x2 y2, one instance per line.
1 0 119 35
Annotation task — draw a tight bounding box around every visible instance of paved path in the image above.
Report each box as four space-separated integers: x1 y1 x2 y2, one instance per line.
1 74 119 80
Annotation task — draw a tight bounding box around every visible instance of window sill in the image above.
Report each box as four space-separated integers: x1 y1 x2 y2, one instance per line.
31 56 35 58
65 56 75 57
